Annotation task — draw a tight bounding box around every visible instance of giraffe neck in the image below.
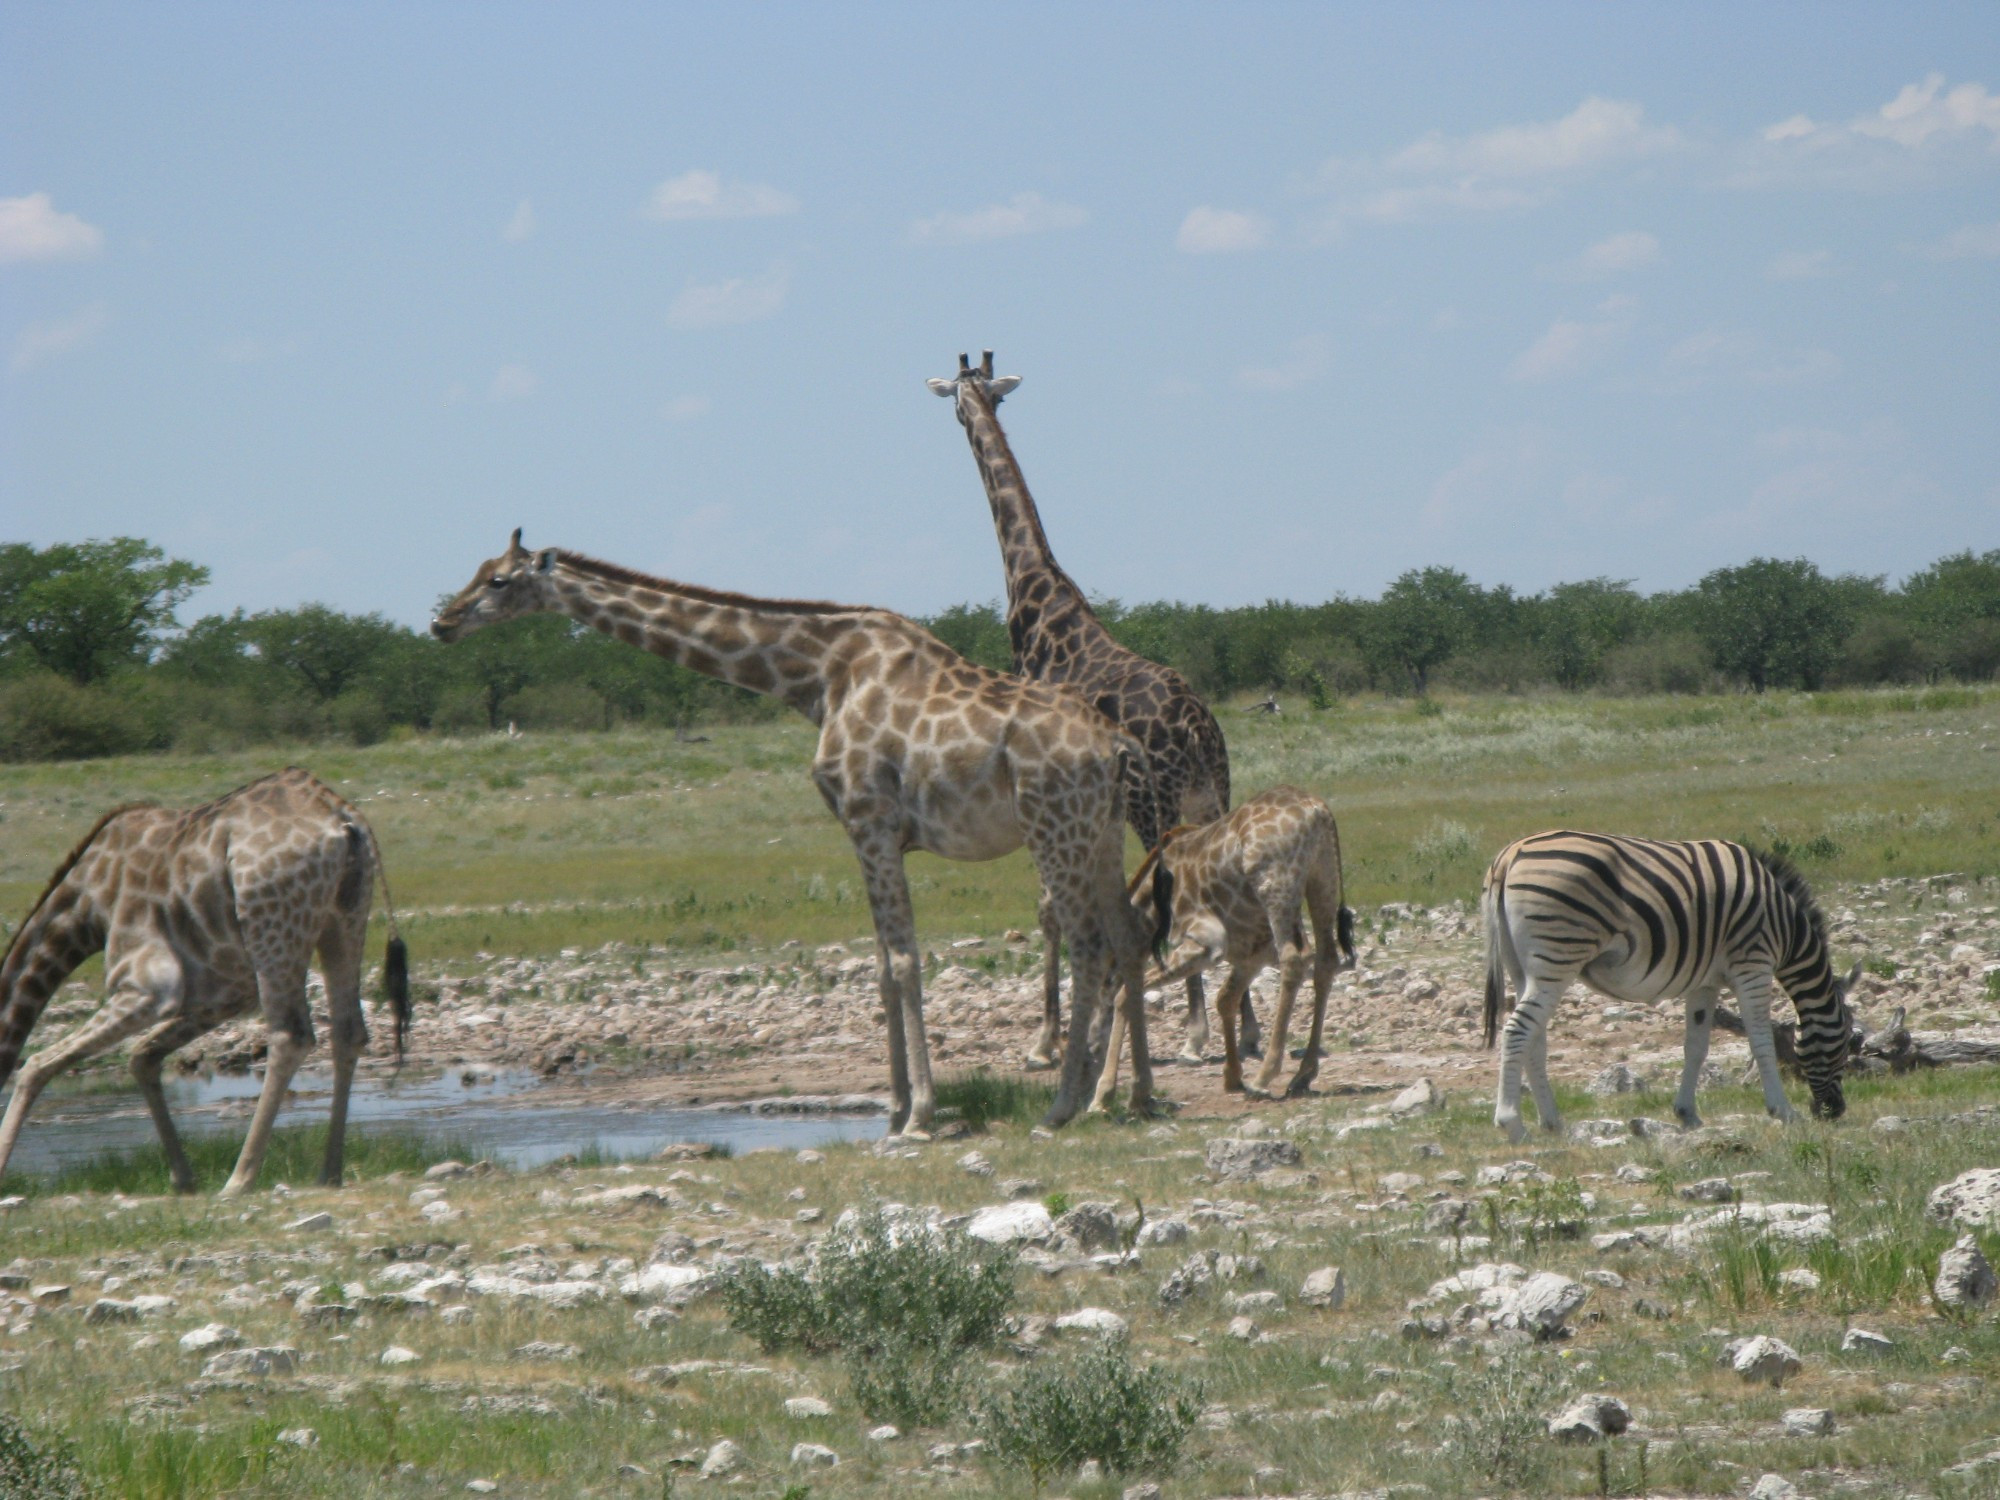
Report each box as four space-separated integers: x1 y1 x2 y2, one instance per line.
0 875 106 1088
542 555 853 720
956 388 1112 669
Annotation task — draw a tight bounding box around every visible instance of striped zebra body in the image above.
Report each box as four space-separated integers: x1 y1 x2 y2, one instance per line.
1481 830 1858 1141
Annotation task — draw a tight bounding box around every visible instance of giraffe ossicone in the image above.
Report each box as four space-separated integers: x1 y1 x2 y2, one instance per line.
0 768 409 1196
431 532 1160 1133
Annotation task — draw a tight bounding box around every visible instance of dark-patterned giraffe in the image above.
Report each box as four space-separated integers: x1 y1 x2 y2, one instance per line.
929 351 1254 1064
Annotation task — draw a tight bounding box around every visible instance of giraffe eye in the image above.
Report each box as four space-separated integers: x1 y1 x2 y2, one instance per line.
487 575 510 590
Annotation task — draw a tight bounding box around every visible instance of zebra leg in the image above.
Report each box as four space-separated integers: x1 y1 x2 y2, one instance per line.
1674 987 1720 1129
1524 999 1563 1135
1734 975 1801 1124
1495 979 1560 1141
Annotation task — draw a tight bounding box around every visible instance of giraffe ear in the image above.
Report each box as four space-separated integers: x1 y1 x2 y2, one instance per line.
926 378 956 398
990 375 1022 398
534 548 557 573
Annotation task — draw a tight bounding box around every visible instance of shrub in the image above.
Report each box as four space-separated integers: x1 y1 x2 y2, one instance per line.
934 1071 1052 1131
1601 633 1713 695
718 1202 1017 1425
0 1412 92 1500
1432 1352 1571 1490
978 1338 1203 1485
0 671 160 762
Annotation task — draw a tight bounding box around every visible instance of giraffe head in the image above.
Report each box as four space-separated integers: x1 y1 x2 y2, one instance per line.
927 349 1021 424
431 528 559 642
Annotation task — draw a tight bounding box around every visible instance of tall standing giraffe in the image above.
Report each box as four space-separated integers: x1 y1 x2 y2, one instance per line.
929 351 1252 1065
0 768 409 1195
430 532 1157 1134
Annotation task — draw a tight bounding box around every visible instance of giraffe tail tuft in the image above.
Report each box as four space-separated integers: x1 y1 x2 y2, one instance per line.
1148 862 1175 963
384 936 411 1066
1336 905 1357 968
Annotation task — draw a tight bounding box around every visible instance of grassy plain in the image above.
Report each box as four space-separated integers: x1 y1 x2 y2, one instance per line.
4 1067 2000 1498
2 685 1994 968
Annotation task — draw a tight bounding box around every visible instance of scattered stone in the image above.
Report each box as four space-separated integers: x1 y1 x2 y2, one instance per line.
967 1201 1054 1245
1679 1177 1736 1203
1586 1063 1644 1096
1226 1315 1259 1341
700 1439 743 1477
179 1323 242 1354
1928 1167 2000 1229
957 1150 994 1177
380 1346 420 1366
1231 1290 1284 1316
867 1425 900 1442
1133 1216 1190 1248
1388 1078 1443 1117
1124 1485 1164 1500
1159 1250 1217 1306
998 1177 1044 1198
31 1285 70 1307
785 1397 834 1419
1782 1407 1835 1437
466 1482 497 1495
791 1443 839 1468
1943 1345 1975 1365
1547 1394 1631 1443
1378 1171 1424 1195
618 1262 712 1305
1748 1474 1802 1500
84 1298 140 1324
274 1428 317 1448
1935 1235 1998 1308
1204 1137 1302 1179
1733 1335 1803 1388
1777 1268 1821 1293
1841 1328 1893 1355
440 1304 474 1326
1300 1267 1346 1310
1503 1272 1589 1339
1613 1163 1657 1184
1582 1269 1625 1290
1054 1307 1129 1338
1053 1201 1121 1249
286 1212 334 1233
201 1346 297 1378
513 1341 579 1362
423 1160 471 1180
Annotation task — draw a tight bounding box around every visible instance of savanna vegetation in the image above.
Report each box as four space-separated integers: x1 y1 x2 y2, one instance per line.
4 536 1998 762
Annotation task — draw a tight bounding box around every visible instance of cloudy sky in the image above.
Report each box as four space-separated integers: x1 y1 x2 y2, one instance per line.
3 4 1996 627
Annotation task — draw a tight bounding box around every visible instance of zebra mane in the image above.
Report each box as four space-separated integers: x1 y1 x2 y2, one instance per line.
1746 845 1828 950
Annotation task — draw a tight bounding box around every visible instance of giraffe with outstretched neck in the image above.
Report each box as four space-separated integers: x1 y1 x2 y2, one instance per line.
430 532 1157 1134
0 768 409 1195
929 351 1252 1066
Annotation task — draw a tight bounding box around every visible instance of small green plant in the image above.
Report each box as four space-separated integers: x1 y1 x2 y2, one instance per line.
1043 1191 1072 1219
933 1071 1053 1131
1415 696 1443 718
0 1413 92 1500
1433 1352 1572 1490
1865 954 1900 980
717 1201 1017 1425
978 1338 1203 1487
1986 970 2000 1004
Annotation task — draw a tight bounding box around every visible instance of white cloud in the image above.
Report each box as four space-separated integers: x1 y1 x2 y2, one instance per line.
502 199 537 242
1917 221 2000 260
489 363 538 402
0 192 104 264
1662 328 1841 387
1236 335 1328 392
1176 206 1270 254
667 266 790 329
1385 97 1681 180
1734 76 2000 188
643 169 798 222
1507 297 1633 383
910 191 1086 246
663 394 711 422
1768 248 1836 280
11 301 110 372
1564 230 1661 278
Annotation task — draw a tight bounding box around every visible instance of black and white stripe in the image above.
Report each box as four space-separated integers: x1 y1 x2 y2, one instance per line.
1481 830 1858 1140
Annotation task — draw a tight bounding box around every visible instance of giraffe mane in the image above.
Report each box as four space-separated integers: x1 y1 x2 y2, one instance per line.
1 802 154 970
554 551 874 618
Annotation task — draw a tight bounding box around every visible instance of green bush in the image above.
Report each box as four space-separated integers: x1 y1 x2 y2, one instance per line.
0 671 162 762
0 1412 92 1500
1601 632 1713 695
718 1201 1018 1424
1432 1353 1572 1490
977 1338 1203 1485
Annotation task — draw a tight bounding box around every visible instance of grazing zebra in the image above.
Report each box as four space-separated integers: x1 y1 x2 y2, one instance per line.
1482 831 1860 1141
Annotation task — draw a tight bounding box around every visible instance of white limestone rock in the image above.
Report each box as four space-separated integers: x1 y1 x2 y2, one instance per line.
966 1201 1054 1245
1300 1266 1346 1310
700 1439 744 1477
1782 1407 1835 1437
1547 1394 1631 1443
1054 1307 1129 1338
1935 1234 1998 1309
1204 1137 1303 1179
1928 1168 2000 1230
201 1345 298 1378
785 1397 834 1419
179 1323 242 1353
1733 1335 1803 1388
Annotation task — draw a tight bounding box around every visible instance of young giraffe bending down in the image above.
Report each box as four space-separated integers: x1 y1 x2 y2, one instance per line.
929 353 1252 1068
431 532 1158 1134
1094 787 1356 1105
0 769 409 1196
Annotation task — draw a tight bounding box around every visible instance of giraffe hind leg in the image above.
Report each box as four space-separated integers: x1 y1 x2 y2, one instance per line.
1027 886 1061 1070
131 1015 215 1194
316 906 371 1187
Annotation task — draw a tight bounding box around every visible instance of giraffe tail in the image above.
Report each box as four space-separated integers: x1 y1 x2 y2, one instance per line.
352 813 413 1066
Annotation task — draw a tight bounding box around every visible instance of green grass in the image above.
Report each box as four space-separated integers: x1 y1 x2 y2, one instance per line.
3 686 1995 964
0 1123 477 1199
934 1071 1055 1132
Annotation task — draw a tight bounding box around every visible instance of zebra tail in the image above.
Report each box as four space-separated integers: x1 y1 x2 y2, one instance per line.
1482 874 1506 1049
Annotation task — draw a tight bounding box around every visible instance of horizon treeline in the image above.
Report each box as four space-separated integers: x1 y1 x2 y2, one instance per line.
2 537 1997 764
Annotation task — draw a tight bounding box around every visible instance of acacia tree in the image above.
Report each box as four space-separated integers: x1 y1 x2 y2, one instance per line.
1694 557 1858 692
1532 578 1644 690
1366 566 1485 694
0 538 208 683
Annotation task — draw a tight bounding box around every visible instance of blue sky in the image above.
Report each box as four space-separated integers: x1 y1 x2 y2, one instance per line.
3 4 1997 629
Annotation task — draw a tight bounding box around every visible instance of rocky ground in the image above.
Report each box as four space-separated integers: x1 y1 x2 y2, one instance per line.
60 872 1995 1121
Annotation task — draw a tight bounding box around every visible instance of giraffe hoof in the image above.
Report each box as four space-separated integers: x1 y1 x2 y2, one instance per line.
897 1128 933 1144
1175 1047 1205 1064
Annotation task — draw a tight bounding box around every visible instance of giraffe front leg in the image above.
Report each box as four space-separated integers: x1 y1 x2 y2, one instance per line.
0 988 166 1182
1674 987 1720 1129
1213 966 1252 1094
1254 945 1307 1096
131 1015 211 1194
220 960 316 1198
1179 971 1209 1062
1089 973 1126 1114
850 827 932 1138
1027 886 1061 1070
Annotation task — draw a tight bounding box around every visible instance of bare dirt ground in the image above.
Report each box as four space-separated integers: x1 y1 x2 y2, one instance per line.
99 872 1998 1124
